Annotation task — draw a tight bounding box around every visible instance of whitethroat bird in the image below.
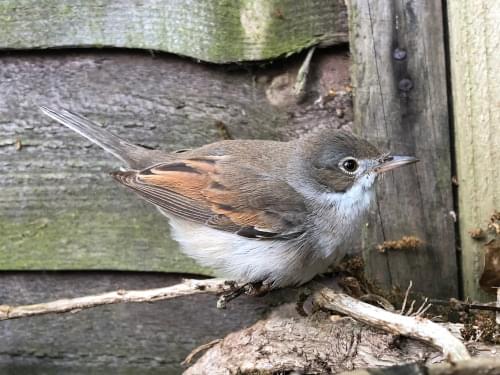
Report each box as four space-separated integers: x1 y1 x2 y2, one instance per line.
40 107 418 289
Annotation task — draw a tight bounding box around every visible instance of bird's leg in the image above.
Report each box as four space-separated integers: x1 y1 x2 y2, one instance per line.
216 281 271 309
242 281 272 297
217 284 245 309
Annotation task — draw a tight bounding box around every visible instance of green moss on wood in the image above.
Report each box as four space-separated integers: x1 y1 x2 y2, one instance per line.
0 209 213 275
0 0 347 63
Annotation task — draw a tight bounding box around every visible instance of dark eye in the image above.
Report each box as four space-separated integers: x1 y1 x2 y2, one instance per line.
342 158 358 173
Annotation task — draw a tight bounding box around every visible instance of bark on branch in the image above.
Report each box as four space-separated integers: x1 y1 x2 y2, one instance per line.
313 286 471 361
0 278 228 320
185 304 495 375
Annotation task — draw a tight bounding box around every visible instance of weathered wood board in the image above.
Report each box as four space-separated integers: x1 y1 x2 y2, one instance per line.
0 49 352 273
0 0 348 63
0 272 293 374
348 1 458 298
447 0 500 301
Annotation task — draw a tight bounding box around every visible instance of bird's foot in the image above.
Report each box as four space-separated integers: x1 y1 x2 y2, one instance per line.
217 281 271 309
242 281 272 297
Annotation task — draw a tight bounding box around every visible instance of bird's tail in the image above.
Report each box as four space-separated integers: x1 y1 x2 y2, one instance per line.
40 106 153 169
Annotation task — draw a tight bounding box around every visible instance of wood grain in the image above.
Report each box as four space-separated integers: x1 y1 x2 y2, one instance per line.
186 303 436 374
0 272 291 374
0 49 352 273
447 0 500 301
348 1 458 298
0 0 347 63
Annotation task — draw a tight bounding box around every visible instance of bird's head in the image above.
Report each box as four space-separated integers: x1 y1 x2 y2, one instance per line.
299 130 418 194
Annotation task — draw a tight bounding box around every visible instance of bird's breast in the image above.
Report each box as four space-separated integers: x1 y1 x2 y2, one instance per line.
311 179 375 258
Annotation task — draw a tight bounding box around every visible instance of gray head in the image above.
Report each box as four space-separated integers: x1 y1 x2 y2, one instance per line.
299 130 418 193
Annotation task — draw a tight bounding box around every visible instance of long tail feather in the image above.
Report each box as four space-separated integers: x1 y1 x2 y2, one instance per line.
40 106 147 168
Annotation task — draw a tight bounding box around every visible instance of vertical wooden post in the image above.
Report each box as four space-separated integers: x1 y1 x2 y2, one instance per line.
348 1 458 297
447 1 500 301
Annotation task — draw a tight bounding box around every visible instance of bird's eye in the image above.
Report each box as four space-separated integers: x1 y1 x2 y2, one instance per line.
341 158 359 174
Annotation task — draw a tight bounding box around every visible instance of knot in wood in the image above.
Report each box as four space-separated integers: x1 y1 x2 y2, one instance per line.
393 48 407 60
398 78 413 92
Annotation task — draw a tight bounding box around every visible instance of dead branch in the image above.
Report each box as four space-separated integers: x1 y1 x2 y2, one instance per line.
313 286 471 361
185 304 493 375
0 278 228 320
184 303 437 375
182 339 221 366
0 277 471 363
428 297 500 313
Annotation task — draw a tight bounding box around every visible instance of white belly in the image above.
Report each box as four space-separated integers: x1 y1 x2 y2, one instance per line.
165 215 334 287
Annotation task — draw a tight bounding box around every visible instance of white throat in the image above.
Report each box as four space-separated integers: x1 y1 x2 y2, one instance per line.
303 173 377 258
319 172 376 214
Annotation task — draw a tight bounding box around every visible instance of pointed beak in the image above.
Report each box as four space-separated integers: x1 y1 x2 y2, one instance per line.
374 155 419 174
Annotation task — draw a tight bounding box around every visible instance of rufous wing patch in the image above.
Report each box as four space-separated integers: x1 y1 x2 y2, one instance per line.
111 155 305 239
139 157 223 202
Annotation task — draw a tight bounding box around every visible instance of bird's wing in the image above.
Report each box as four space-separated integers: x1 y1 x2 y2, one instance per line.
112 156 307 239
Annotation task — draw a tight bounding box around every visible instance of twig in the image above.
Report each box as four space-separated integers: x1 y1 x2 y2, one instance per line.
398 281 432 317
412 298 432 317
182 339 221 366
400 280 412 314
406 299 416 316
0 278 228 321
293 46 316 100
313 286 471 362
428 298 500 313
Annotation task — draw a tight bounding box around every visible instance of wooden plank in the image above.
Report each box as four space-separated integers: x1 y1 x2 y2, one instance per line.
0 0 347 63
0 271 291 374
447 1 500 301
0 49 353 272
348 1 458 298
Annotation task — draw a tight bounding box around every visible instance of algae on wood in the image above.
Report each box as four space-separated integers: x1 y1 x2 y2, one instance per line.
0 0 347 63
348 1 458 298
447 0 500 301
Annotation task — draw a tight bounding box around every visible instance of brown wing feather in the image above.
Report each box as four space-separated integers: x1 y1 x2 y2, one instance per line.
111 156 307 239
111 171 213 223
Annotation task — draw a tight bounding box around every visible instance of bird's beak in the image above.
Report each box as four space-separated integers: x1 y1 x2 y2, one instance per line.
374 155 419 174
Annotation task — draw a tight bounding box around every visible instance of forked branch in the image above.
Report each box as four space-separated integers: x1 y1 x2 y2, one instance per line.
313 286 471 361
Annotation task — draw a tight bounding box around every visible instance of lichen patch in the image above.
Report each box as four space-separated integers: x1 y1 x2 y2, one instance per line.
239 1 273 58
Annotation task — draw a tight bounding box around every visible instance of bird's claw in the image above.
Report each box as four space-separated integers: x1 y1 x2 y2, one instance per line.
217 281 270 309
